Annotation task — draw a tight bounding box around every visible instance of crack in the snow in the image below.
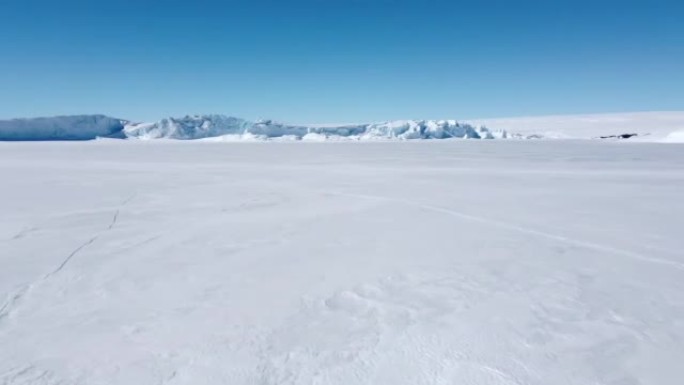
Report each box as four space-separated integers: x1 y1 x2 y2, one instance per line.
46 194 136 278
10 226 38 241
0 364 52 384
0 288 29 321
44 235 99 278
108 211 120 230
324 190 684 272
0 193 137 322
159 369 178 385
108 194 136 231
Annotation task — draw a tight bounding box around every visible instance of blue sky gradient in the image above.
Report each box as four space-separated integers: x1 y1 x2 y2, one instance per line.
1 0 682 122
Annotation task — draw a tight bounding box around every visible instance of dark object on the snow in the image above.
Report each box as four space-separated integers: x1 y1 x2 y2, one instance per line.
598 133 638 139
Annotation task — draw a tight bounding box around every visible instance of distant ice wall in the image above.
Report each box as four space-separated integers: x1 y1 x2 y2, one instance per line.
124 115 503 140
0 115 126 141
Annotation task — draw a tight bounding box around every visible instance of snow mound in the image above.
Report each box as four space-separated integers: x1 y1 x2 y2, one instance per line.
662 130 684 143
125 115 501 140
0 115 126 141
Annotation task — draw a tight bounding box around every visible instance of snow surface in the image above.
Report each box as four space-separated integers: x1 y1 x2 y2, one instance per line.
1 140 684 385
0 115 126 141
663 129 684 143
468 111 684 141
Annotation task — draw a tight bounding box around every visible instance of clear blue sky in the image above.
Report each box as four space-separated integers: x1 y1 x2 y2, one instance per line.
1 0 682 123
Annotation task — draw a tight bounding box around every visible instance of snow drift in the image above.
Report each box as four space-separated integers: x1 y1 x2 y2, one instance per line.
662 129 684 143
0 115 126 141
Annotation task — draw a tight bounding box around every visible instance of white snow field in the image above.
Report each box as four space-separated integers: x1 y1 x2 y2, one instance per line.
468 111 684 141
1 140 684 385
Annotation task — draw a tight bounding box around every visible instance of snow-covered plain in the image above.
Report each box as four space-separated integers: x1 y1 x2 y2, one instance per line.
1 140 684 385
468 111 684 141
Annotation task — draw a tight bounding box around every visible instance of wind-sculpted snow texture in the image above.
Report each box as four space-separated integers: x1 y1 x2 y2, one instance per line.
124 115 504 140
0 115 126 141
1 141 683 385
